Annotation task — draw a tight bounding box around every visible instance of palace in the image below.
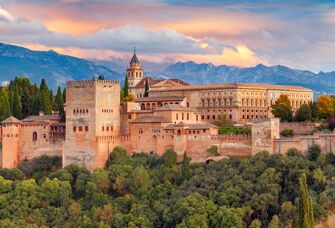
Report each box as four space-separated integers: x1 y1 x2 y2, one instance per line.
1 50 324 170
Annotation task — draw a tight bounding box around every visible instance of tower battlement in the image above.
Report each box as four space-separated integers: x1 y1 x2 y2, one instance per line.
67 80 119 88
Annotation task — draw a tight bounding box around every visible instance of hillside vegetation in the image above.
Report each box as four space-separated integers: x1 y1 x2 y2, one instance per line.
0 146 334 227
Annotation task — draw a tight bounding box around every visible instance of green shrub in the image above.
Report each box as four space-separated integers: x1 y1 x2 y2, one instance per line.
280 129 294 137
207 145 220 156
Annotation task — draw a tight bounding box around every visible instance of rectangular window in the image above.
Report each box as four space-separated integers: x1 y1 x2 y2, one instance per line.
187 113 189 120
85 126 89 131
182 113 184 120
106 126 109 131
176 113 178 120
79 126 83 131
128 114 131 119
73 126 76 132
196 115 198 121
102 126 104 131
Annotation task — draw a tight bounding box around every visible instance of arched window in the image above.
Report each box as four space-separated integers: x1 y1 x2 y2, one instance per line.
32 132 37 141
141 103 145 110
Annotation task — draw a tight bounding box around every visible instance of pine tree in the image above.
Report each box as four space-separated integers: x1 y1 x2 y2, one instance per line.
181 152 191 181
144 78 149 97
298 173 314 228
55 86 65 121
124 75 129 97
39 79 52 115
30 84 40 115
62 88 66 103
0 88 11 121
11 84 22 119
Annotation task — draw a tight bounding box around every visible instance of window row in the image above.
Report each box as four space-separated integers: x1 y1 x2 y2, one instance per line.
3 133 19 138
73 109 88 114
202 114 232 120
176 113 194 121
102 109 113 113
241 99 267 107
102 126 113 131
201 98 233 107
73 126 89 132
242 115 267 120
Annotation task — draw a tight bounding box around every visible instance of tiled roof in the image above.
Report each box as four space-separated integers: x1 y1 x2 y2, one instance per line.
135 96 185 102
155 104 192 111
131 115 170 123
150 83 312 92
130 53 139 64
133 77 189 89
164 123 218 130
22 114 60 122
2 116 21 123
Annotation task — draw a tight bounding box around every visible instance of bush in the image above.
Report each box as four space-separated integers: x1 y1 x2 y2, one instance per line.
307 144 321 161
207 145 220 156
219 127 251 135
280 129 294 137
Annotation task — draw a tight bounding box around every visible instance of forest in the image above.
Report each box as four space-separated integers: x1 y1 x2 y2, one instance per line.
0 145 333 227
0 77 65 122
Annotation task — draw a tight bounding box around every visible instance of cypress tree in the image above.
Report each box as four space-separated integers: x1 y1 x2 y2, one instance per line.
62 88 66 103
124 75 129 97
11 84 22 119
298 173 314 228
39 79 52 115
144 78 149 97
181 152 191 181
55 86 65 121
0 88 11 121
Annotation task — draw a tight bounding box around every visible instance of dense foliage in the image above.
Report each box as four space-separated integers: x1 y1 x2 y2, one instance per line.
219 127 251 135
0 77 65 121
0 146 334 227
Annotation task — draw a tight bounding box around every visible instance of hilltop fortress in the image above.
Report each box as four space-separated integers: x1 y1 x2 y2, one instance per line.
2 51 329 170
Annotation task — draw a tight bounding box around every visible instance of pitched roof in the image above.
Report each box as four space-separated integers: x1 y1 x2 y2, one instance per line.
164 123 218 130
131 115 170 123
130 53 139 64
2 116 21 123
133 77 189 89
155 104 192 111
22 114 60 122
135 96 185 102
150 83 312 92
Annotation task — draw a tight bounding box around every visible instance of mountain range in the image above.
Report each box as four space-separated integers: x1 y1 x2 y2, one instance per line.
0 42 334 95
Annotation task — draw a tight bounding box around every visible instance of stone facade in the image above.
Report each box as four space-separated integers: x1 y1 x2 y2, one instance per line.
0 52 320 170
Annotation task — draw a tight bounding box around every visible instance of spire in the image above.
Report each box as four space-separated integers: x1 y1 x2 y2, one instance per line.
130 46 139 64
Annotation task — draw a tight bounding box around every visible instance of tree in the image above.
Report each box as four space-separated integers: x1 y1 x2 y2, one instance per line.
271 94 293 122
181 152 191 181
317 95 334 119
129 166 151 194
268 215 280 228
124 75 129 97
106 147 129 167
207 145 219 156
11 84 22 119
144 78 149 97
55 86 65 121
213 113 232 128
298 173 314 228
0 88 11 121
307 144 321 161
295 103 312 122
161 149 177 168
98 75 105 80
309 102 319 120
39 79 52 115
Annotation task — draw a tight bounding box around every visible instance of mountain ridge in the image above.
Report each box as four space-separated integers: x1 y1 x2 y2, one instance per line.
0 42 334 95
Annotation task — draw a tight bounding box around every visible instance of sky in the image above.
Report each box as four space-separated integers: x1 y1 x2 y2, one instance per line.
0 0 335 72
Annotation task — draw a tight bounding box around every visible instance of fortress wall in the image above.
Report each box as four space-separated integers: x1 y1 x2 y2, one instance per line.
280 122 319 135
274 134 335 154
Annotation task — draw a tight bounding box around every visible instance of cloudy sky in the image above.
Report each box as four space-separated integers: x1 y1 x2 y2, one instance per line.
0 0 334 72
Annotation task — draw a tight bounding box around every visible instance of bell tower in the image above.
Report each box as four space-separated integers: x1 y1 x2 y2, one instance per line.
126 47 144 88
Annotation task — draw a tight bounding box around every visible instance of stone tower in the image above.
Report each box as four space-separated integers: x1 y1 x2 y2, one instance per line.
126 47 143 89
1 117 21 168
62 79 120 170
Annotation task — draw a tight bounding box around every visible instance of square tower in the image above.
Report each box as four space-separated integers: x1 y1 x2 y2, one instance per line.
63 79 120 169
